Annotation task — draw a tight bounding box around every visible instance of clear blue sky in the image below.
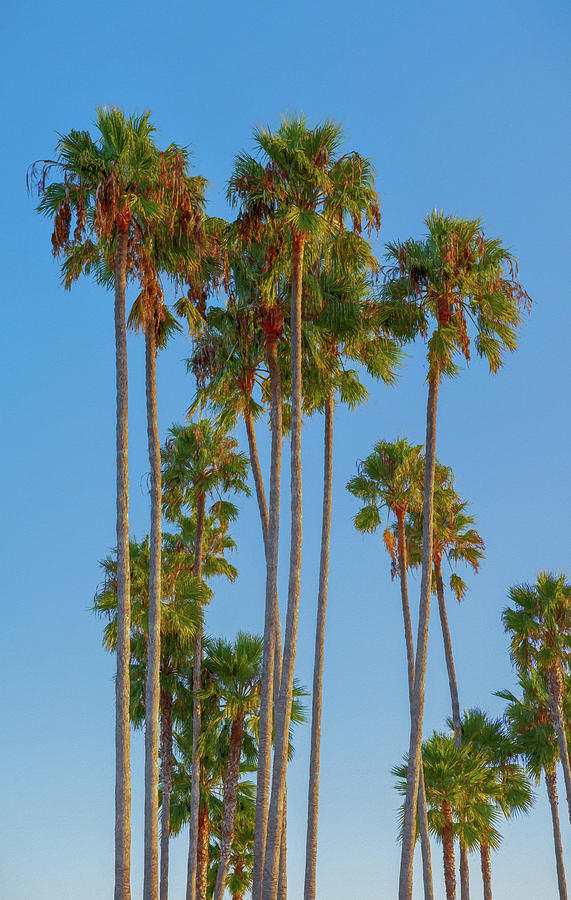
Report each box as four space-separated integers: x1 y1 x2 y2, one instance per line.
1 0 569 897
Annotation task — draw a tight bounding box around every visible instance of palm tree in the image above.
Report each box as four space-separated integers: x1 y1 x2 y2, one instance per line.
162 418 250 900
384 212 530 898
394 732 496 900
498 671 570 900
502 571 571 822
190 227 290 897
402 467 485 900
127 171 214 899
201 634 264 900
458 709 534 900
229 114 381 899
32 108 169 899
93 516 235 900
347 437 434 898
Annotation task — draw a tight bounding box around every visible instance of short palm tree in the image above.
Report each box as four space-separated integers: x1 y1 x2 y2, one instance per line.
502 571 571 822
384 212 530 898
162 418 249 900
394 732 496 900
229 114 381 899
202 634 263 900
458 709 534 900
497 670 570 900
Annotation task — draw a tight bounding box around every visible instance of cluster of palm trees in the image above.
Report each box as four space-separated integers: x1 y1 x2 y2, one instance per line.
31 106 568 899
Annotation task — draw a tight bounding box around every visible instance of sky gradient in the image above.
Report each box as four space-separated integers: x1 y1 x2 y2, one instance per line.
1 0 570 897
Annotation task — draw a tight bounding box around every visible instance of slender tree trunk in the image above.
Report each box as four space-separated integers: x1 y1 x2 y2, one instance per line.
396 510 434 900
480 842 492 900
196 797 210 900
245 409 269 550
459 842 470 900
144 326 162 900
160 690 173 900
278 789 287 900
246 390 289 897
252 332 283 900
213 715 245 900
435 559 461 747
186 492 206 900
304 388 333 900
264 234 306 898
546 664 571 824
399 368 439 900
441 803 456 900
114 227 131 900
545 768 568 900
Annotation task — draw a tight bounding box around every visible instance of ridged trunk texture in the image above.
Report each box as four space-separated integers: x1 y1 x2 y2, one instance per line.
144 326 162 900
397 510 434 900
480 842 492 900
278 789 287 900
459 843 470 900
252 334 283 900
399 369 439 900
114 227 131 900
546 664 571 824
196 798 210 900
213 715 245 900
160 690 173 900
303 389 334 900
435 559 461 748
245 375 289 897
264 234 306 898
441 803 456 900
186 493 206 900
545 769 568 900
245 409 269 548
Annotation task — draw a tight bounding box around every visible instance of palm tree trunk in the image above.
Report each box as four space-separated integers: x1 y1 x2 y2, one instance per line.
546 664 571 824
245 409 269 550
144 326 162 900
441 803 456 900
480 842 492 900
196 797 210 900
396 510 434 900
399 367 439 900
252 331 283 900
213 715 245 900
278 789 287 900
435 559 461 748
459 842 470 900
264 233 306 898
304 388 333 900
114 226 131 900
160 689 173 900
545 768 568 900
186 492 206 900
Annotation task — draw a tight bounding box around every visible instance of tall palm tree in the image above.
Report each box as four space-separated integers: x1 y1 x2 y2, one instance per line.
162 418 250 900
347 437 434 898
497 670 570 900
302 238 404 900
403 467 485 900
502 571 571 822
32 108 173 899
190 228 290 896
229 115 381 899
384 212 530 898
